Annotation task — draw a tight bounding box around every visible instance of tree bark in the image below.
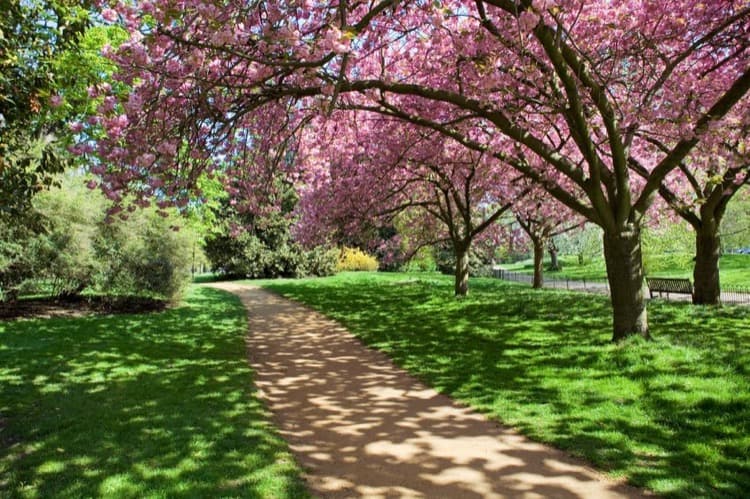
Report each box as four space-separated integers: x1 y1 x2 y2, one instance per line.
548 240 560 271
693 220 721 305
454 243 470 296
602 225 650 341
532 239 544 289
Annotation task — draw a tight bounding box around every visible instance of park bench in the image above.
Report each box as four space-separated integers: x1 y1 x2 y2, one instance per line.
645 277 693 299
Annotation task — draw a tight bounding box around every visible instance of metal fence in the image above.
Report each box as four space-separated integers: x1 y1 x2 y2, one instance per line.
721 285 750 305
491 267 750 305
491 268 611 294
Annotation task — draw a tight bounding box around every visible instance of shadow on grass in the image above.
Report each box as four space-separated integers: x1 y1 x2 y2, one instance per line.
262 273 750 498
0 287 307 498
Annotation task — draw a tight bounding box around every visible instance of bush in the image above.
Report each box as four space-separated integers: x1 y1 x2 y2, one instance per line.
300 246 339 277
92 210 192 303
0 204 97 300
0 175 194 303
402 247 437 272
204 232 338 279
32 182 101 297
0 214 42 301
336 247 379 272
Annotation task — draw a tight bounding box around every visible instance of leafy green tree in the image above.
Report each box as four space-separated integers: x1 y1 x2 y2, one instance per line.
556 225 603 266
641 219 694 276
0 1 122 216
1 1 84 212
0 211 44 300
204 180 337 279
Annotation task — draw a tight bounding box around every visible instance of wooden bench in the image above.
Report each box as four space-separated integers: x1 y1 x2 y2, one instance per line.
645 277 693 299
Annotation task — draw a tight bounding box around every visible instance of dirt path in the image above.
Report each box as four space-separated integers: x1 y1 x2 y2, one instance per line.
212 283 649 499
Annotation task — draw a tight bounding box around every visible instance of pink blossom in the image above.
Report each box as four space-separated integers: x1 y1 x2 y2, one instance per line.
77 0 750 319
532 0 554 11
102 8 118 22
156 141 177 157
518 10 540 32
136 153 156 167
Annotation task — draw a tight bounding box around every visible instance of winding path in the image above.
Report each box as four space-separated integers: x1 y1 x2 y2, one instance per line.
211 283 650 499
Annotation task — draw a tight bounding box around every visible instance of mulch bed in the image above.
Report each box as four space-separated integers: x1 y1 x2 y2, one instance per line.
0 295 168 321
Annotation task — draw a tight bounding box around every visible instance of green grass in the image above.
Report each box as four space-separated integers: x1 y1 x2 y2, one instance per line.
0 286 308 499
502 253 750 286
260 272 750 498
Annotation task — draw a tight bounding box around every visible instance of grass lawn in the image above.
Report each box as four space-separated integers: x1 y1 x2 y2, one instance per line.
260 272 750 498
502 253 750 286
0 286 308 498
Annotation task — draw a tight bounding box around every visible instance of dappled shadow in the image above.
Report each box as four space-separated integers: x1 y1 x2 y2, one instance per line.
214 283 647 498
256 275 750 498
0 287 306 498
0 295 168 320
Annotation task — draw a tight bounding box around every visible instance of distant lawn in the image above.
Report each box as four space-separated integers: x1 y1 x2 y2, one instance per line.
0 286 308 498
261 272 750 498
502 253 750 286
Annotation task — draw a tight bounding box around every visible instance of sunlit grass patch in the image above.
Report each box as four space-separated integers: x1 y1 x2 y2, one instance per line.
261 272 750 498
0 286 308 498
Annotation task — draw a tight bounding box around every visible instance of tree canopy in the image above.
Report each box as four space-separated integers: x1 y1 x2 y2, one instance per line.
80 0 750 340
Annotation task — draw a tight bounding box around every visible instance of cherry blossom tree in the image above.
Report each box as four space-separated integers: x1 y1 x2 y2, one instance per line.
295 110 520 295
84 0 750 340
512 186 583 288
634 125 750 304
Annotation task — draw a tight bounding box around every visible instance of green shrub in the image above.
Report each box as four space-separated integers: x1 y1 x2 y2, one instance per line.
92 210 192 302
32 182 101 297
0 214 42 300
300 246 339 277
403 247 437 272
336 247 379 272
204 232 337 279
0 175 194 303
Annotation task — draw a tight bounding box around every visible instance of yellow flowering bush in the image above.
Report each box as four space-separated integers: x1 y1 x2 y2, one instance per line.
336 247 379 272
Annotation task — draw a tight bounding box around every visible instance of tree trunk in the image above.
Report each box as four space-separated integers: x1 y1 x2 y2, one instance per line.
602 225 650 341
532 239 544 289
548 241 560 271
693 221 721 305
454 244 470 296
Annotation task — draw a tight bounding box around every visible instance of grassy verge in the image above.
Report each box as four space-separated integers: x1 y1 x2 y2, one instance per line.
0 286 308 498
502 253 750 286
261 272 750 498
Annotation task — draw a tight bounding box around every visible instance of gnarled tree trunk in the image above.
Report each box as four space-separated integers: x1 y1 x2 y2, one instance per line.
693 220 721 305
602 225 650 342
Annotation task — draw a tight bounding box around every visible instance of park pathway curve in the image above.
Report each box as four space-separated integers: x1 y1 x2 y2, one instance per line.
211 283 650 499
